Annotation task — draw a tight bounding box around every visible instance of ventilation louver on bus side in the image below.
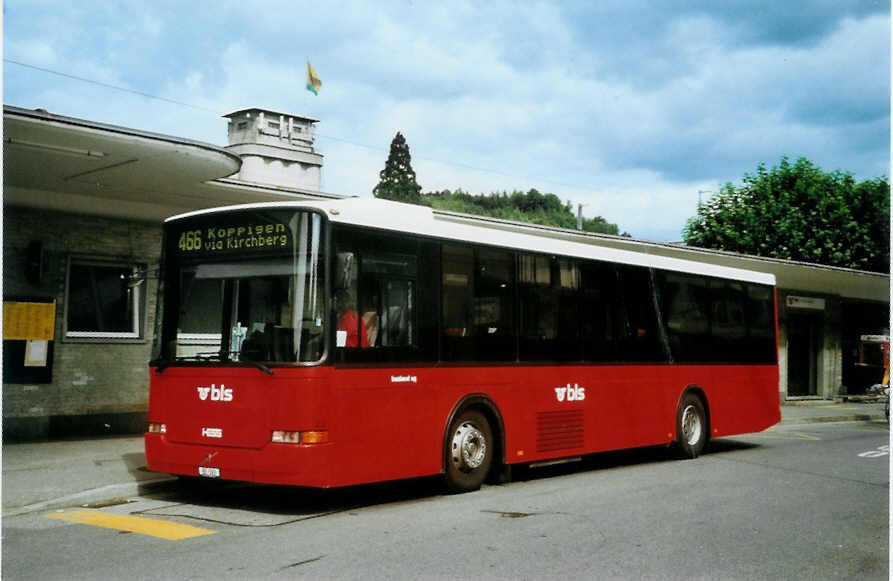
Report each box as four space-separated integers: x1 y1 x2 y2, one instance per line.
536 410 584 453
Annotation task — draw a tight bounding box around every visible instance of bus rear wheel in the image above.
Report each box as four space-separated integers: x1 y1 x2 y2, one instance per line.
444 410 493 493
674 393 708 459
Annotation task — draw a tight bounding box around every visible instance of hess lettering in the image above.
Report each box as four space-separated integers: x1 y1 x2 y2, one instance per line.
555 383 586 403
197 384 233 402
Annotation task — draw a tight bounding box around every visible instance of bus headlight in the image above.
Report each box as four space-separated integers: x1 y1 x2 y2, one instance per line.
147 422 166 434
272 430 300 444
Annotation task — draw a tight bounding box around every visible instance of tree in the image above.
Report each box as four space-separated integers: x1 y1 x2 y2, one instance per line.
373 132 422 203
683 157 890 273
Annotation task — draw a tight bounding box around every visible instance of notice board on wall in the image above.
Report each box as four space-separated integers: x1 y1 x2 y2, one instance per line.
3 299 56 383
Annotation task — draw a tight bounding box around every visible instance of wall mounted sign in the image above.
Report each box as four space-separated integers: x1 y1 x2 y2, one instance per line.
3 300 56 340
3 299 55 382
786 296 826 311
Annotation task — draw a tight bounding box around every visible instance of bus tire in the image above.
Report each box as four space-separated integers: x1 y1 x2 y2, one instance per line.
444 409 493 493
674 393 708 459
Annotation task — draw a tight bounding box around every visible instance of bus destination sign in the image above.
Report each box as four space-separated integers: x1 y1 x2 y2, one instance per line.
176 221 291 255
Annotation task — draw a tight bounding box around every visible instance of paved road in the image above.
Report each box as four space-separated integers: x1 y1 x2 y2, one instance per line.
3 421 888 580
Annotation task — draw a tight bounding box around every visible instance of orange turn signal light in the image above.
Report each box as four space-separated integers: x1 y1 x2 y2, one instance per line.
300 430 329 444
271 430 329 444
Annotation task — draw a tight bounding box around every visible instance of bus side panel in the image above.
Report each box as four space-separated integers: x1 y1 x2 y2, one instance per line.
500 364 779 466
147 362 780 488
329 367 452 486
702 365 780 437
329 364 700 481
328 363 781 486
501 365 687 464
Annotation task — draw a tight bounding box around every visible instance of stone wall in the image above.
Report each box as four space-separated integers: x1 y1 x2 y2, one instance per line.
3 206 162 440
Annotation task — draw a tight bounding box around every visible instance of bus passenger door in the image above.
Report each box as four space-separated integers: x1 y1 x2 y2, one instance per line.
331 235 441 485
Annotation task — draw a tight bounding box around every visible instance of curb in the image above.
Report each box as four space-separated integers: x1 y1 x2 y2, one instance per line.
3 476 177 518
780 414 887 425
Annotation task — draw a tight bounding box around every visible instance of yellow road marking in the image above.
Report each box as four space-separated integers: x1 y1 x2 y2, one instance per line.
46 510 215 540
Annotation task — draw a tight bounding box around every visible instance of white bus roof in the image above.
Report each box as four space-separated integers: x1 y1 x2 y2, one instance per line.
167 198 776 286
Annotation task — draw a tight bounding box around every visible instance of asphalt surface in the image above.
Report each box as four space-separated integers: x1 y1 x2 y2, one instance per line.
2 412 888 580
1 400 887 517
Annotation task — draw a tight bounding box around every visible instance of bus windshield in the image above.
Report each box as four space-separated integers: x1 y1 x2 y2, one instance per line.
155 210 326 365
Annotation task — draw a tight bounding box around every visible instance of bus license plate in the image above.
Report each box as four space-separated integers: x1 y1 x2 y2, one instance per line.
198 466 220 478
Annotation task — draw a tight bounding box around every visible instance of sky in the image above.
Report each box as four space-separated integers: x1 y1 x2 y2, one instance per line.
3 1 890 241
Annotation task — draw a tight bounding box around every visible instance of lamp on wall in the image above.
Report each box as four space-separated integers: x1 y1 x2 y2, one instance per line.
127 269 146 289
127 266 159 288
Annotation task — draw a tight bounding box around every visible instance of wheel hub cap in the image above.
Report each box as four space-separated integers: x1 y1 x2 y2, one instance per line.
681 404 702 446
451 422 486 472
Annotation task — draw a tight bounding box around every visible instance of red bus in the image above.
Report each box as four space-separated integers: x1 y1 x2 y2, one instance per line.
146 199 779 492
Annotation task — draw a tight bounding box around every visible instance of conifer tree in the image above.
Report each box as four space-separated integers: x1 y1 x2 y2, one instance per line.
373 132 422 203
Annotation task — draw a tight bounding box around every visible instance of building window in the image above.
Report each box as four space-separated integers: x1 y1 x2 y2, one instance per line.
65 258 144 340
237 122 248 130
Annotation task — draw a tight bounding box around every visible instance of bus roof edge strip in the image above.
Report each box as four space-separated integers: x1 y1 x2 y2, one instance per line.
164 198 775 286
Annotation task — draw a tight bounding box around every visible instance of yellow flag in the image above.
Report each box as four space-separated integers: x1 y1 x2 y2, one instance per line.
306 61 322 95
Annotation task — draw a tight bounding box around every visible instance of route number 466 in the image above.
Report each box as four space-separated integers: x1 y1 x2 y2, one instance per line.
179 230 202 252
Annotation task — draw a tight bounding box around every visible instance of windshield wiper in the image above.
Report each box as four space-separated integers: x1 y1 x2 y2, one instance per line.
152 353 274 375
216 351 275 375
152 353 221 373
237 356 275 376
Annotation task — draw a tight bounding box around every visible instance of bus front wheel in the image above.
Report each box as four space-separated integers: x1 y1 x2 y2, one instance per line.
444 410 493 493
674 393 708 459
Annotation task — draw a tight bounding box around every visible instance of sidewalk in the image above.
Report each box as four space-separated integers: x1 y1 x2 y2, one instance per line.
2 436 174 517
2 401 887 517
779 399 887 424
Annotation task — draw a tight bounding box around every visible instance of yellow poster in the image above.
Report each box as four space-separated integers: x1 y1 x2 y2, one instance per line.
3 301 56 341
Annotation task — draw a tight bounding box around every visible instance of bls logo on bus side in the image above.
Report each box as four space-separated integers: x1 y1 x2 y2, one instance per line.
197 384 234 402
555 383 586 402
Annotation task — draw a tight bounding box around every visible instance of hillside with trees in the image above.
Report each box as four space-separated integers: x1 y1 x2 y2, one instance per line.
373 132 625 236
423 188 626 236
683 157 890 273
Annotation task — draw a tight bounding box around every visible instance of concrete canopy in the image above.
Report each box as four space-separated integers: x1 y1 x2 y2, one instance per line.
3 105 338 222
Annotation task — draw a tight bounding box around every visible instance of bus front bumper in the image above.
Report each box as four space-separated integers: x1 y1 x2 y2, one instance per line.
144 433 334 488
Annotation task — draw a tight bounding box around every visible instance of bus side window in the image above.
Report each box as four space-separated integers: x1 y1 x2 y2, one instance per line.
474 248 514 361
334 251 365 348
614 266 663 362
519 253 555 361
359 252 417 349
442 245 474 361
580 260 618 361
745 284 776 363
519 253 580 362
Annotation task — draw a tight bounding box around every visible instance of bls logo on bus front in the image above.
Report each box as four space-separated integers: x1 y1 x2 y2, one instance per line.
197 384 234 402
555 383 586 402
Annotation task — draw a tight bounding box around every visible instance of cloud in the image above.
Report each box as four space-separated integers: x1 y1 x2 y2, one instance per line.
3 1 888 241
